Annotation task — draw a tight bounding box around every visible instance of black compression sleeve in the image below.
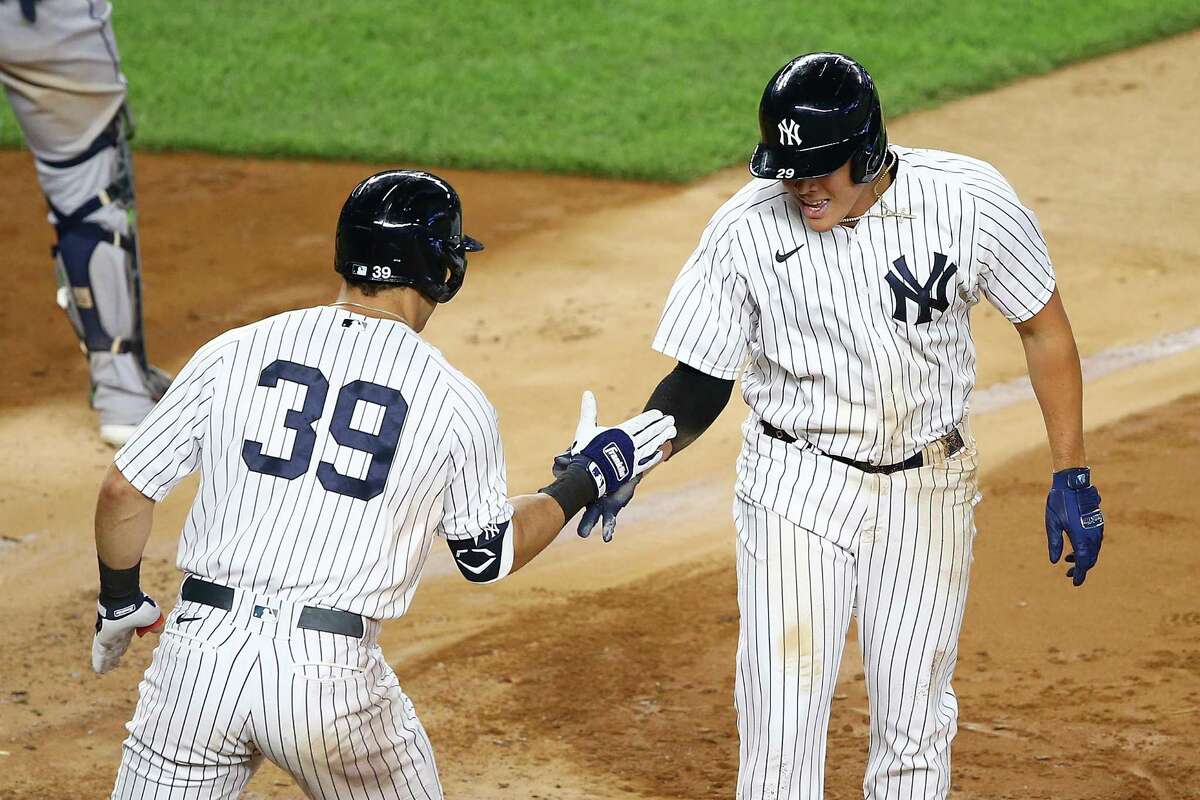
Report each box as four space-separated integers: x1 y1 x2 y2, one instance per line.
539 461 599 521
645 362 734 454
98 558 142 604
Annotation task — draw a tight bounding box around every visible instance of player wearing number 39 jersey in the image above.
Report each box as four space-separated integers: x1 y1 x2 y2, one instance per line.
89 170 674 799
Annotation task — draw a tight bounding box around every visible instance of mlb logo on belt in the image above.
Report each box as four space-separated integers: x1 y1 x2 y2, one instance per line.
253 605 278 619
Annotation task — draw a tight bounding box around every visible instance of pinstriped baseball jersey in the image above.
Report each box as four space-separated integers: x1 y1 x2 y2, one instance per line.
653 146 1054 462
114 305 513 620
655 145 1051 799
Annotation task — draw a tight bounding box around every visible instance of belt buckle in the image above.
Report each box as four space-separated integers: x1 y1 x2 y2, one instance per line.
923 427 966 467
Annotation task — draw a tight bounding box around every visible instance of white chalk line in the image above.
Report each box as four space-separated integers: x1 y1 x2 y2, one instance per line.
970 325 1200 413
609 324 1200 528
427 325 1200 573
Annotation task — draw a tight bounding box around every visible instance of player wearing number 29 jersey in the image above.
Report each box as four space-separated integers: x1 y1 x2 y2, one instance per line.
115 303 509 620
90 170 675 800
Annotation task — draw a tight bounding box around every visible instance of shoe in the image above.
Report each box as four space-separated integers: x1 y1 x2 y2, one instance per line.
99 423 138 448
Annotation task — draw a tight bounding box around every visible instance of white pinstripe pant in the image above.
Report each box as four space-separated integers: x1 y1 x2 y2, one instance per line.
733 455 978 800
111 585 442 799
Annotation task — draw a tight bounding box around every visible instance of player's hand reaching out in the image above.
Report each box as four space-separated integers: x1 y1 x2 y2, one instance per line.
1045 467 1105 586
552 456 642 542
563 390 674 500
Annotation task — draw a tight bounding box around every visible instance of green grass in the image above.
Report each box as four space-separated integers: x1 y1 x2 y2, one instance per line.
1 1 1196 180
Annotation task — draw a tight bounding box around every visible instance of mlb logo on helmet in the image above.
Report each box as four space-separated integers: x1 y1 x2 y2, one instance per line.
602 442 629 481
352 264 369 277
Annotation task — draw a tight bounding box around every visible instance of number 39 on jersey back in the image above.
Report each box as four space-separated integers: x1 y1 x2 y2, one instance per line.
113 304 511 620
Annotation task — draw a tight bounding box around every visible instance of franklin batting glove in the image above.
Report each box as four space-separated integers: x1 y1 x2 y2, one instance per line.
92 592 164 674
1045 467 1105 586
566 390 674 498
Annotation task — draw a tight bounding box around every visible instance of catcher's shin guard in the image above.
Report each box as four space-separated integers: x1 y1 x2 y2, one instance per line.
41 106 171 425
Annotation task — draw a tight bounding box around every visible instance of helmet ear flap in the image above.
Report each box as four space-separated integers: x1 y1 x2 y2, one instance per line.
851 103 887 183
416 231 467 303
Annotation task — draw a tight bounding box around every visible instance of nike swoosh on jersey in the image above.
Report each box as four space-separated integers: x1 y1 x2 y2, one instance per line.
176 616 203 624
774 245 805 262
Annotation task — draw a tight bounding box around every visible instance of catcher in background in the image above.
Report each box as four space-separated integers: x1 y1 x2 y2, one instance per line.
1 0 170 445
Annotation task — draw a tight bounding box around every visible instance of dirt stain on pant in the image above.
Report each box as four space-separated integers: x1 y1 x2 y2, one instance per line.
783 622 822 686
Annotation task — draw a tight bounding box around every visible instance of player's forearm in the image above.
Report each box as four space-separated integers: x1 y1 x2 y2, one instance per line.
508 493 569 573
1016 294 1087 471
95 465 156 570
645 362 734 457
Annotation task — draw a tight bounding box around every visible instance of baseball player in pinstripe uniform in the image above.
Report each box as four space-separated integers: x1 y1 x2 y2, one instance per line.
1 0 171 445
575 54 1106 798
89 170 675 799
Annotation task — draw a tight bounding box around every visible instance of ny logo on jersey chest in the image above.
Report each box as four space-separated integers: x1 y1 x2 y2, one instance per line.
884 253 958 324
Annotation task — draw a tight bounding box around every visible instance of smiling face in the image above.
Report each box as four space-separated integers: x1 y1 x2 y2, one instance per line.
781 160 877 233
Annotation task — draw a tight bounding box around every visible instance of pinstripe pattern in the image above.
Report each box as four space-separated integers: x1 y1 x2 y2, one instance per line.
653 146 1055 469
112 590 442 799
108 305 512 797
653 147 1040 796
113 306 513 618
733 446 978 800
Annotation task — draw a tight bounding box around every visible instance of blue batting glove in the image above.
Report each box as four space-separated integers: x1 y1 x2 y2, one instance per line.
577 475 641 542
1045 467 1105 586
552 453 643 542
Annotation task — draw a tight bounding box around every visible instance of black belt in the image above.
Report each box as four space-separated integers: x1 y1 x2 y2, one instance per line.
760 422 963 475
180 576 365 638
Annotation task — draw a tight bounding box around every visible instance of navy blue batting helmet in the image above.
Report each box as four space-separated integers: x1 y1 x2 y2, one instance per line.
749 53 888 184
334 170 483 303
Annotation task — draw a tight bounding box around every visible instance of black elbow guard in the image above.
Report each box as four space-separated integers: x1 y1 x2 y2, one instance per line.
447 520 515 584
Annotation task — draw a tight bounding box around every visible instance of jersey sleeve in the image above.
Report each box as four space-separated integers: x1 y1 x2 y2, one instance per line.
970 172 1057 323
651 220 755 380
113 338 230 501
440 385 514 542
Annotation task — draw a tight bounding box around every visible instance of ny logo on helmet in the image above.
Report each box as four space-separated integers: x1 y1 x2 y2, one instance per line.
884 253 958 324
777 119 803 146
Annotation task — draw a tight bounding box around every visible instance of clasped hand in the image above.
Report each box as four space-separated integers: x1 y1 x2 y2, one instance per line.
554 391 673 541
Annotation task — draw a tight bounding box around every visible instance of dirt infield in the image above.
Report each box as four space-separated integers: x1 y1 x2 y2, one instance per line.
2 31 1199 800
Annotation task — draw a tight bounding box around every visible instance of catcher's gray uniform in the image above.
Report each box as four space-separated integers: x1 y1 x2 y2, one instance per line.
0 0 168 443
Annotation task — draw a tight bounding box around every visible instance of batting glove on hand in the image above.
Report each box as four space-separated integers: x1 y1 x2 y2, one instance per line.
553 451 642 542
565 390 674 500
92 592 165 674
1045 467 1105 586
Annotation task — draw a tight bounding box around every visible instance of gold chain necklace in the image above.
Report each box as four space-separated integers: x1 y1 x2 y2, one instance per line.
328 301 411 327
840 151 915 225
